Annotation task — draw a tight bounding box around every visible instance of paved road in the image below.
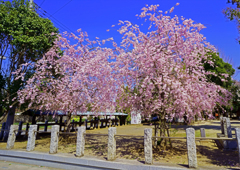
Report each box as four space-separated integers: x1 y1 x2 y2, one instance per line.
0 160 61 170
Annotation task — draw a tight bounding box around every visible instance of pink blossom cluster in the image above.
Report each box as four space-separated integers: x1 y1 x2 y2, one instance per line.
16 30 119 114
115 4 232 121
16 4 232 121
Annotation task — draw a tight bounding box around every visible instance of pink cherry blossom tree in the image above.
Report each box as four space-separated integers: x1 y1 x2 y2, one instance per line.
115 4 232 138
15 30 120 132
16 3 232 137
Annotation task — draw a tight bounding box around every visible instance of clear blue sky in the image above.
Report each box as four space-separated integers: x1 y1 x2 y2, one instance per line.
33 0 240 80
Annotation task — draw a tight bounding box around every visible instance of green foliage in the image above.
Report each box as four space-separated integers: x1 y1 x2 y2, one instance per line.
204 51 240 114
0 0 58 112
204 51 235 89
0 0 58 62
224 1 240 44
71 117 80 122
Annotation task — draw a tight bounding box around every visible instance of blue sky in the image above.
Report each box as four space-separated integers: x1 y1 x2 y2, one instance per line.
33 0 240 80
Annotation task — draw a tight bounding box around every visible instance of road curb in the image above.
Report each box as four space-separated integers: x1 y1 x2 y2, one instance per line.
0 150 187 170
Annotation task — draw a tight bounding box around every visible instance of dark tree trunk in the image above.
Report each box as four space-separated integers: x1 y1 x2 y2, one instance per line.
4 106 16 140
65 112 72 133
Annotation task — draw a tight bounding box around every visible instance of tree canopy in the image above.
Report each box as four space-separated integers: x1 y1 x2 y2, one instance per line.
17 4 233 132
224 0 240 44
0 0 58 107
204 51 235 89
0 0 58 127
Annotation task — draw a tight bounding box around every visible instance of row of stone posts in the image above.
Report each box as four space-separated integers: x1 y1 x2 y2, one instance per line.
5 124 240 169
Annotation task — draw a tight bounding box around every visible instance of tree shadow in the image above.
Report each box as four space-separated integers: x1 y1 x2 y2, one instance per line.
196 141 238 167
115 137 145 160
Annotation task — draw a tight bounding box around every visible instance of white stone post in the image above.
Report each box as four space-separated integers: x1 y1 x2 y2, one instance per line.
144 128 152 164
6 125 18 150
225 118 232 138
200 128 206 137
26 125 37 151
49 125 59 154
235 128 240 165
76 126 86 157
186 128 197 168
223 117 227 136
107 127 116 161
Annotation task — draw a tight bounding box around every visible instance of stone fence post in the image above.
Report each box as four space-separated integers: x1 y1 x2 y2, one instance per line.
223 117 232 138
186 128 197 168
6 125 18 150
76 126 86 157
49 125 59 154
200 128 205 137
107 127 116 161
26 125 37 151
235 128 240 165
144 128 152 164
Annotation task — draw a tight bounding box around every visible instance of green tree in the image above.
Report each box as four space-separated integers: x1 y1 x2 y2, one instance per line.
204 51 237 116
224 0 240 44
204 51 235 89
0 0 58 132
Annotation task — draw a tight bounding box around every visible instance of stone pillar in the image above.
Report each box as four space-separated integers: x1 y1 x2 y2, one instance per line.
76 126 86 157
26 125 37 151
107 127 116 161
186 128 197 168
223 117 232 138
0 122 6 140
235 128 240 164
226 118 232 138
44 120 48 132
222 117 227 137
49 125 59 154
6 125 18 150
144 128 152 164
200 128 206 137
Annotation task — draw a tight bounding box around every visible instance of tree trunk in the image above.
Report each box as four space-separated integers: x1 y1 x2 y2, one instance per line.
4 106 16 140
65 112 72 133
159 118 166 146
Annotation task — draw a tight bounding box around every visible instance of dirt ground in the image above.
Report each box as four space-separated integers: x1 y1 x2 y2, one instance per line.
0 119 239 169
